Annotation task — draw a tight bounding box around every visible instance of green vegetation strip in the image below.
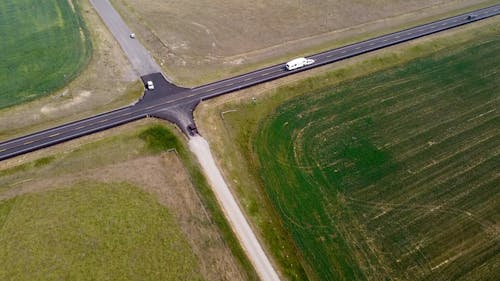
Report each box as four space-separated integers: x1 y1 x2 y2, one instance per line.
0 182 202 280
0 0 91 109
253 34 499 280
139 125 260 280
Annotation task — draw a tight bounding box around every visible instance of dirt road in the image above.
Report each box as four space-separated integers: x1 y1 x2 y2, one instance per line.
189 136 281 281
89 0 162 76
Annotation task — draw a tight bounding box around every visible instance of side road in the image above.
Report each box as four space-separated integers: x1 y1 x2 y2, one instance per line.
89 0 162 76
189 136 281 281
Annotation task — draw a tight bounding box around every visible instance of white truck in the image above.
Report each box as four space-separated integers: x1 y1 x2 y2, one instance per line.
285 57 315 70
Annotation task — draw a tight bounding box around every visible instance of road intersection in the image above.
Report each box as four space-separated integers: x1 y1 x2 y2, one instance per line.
1 4 499 161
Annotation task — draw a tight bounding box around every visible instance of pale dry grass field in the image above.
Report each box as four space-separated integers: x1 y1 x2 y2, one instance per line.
111 0 493 85
0 0 142 142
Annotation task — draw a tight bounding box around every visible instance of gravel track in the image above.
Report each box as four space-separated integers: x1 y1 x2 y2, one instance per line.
189 136 281 281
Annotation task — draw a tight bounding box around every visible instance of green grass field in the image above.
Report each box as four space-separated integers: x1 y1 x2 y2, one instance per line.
253 35 499 280
0 182 203 280
0 0 91 109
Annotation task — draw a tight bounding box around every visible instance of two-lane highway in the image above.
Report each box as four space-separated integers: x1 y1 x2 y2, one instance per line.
181 4 500 102
1 4 499 161
0 106 143 160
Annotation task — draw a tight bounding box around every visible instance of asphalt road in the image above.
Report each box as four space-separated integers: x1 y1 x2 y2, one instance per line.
1 4 499 161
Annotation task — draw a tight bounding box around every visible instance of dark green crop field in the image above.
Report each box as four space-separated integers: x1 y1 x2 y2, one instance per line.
0 0 91 109
255 36 499 280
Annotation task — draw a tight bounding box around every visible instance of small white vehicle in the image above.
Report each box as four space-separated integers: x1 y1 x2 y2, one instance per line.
146 80 154 90
285 57 315 70
129 33 136 39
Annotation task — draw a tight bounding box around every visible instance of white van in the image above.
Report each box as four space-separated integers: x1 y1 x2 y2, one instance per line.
285 57 315 70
